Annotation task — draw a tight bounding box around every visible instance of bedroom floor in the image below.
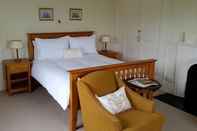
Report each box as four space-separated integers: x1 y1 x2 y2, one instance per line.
0 88 197 131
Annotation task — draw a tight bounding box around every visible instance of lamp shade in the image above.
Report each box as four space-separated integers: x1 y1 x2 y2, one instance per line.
101 35 111 43
8 40 23 49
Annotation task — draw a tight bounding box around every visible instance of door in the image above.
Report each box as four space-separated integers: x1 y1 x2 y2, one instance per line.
116 0 141 60
138 0 162 59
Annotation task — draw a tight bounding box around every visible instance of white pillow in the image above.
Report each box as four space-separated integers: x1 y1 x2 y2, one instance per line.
64 48 83 59
34 37 69 60
33 41 38 60
69 35 97 54
96 87 132 115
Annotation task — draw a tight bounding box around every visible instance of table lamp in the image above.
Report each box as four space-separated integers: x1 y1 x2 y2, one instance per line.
101 35 111 52
8 40 23 61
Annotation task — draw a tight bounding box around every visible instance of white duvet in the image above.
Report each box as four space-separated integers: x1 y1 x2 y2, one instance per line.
32 54 122 110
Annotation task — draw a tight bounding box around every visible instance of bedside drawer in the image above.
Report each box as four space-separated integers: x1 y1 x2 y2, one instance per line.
7 63 29 74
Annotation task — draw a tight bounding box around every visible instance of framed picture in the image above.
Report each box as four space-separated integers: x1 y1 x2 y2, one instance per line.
39 8 54 21
69 8 83 21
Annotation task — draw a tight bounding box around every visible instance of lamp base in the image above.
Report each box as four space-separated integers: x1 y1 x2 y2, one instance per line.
101 42 108 52
14 58 22 63
15 49 22 62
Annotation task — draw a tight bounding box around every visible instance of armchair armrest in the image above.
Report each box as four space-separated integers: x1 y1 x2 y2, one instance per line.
125 87 155 113
78 80 122 131
115 76 155 113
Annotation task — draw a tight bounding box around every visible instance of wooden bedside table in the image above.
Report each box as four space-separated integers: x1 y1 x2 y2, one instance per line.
98 50 121 60
125 79 161 100
2 59 31 96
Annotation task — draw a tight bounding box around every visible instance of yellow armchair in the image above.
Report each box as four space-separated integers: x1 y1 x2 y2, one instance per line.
77 71 165 131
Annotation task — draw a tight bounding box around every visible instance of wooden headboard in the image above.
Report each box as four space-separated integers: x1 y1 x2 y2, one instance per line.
27 31 94 60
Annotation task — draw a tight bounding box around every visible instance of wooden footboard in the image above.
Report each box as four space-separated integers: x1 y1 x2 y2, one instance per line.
68 59 156 131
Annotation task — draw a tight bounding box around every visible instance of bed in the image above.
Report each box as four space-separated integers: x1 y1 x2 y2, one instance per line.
28 31 156 131
32 54 122 110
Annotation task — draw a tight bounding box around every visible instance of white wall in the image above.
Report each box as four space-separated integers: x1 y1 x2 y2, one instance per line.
157 0 197 96
2 0 197 96
0 0 116 91
175 45 197 97
115 0 197 96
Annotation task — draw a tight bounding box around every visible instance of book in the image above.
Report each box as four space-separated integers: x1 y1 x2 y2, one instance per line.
128 78 159 88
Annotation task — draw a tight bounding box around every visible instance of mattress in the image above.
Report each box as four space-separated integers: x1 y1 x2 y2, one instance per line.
32 54 122 110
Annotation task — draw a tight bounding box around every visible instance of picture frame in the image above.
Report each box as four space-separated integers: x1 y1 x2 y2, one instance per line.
39 8 54 21
69 8 83 21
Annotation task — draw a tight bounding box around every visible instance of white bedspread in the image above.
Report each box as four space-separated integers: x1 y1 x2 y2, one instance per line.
32 54 122 110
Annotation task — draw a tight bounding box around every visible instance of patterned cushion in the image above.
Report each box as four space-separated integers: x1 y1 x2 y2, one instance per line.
96 87 132 114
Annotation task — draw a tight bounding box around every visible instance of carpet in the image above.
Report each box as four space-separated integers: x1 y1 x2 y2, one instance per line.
0 88 196 131
156 93 185 110
156 93 197 116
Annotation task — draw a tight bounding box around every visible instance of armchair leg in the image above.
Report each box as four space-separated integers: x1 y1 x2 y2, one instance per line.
76 124 83 129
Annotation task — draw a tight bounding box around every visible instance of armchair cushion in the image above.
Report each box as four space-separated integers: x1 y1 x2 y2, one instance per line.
96 87 132 114
116 110 165 131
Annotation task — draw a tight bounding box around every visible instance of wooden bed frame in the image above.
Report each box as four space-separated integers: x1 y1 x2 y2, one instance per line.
27 31 156 131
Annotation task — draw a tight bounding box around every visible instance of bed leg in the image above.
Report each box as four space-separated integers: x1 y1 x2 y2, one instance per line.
68 79 79 131
69 104 78 131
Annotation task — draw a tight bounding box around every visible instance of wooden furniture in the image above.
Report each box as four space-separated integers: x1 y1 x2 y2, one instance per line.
2 59 31 96
78 71 165 131
98 50 121 60
125 80 161 100
27 31 156 131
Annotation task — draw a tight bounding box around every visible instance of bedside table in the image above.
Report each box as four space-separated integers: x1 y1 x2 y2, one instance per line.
125 79 161 100
98 50 121 60
2 59 31 96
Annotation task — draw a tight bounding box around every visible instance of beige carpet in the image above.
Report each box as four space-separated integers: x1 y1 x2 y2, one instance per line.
0 88 196 131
